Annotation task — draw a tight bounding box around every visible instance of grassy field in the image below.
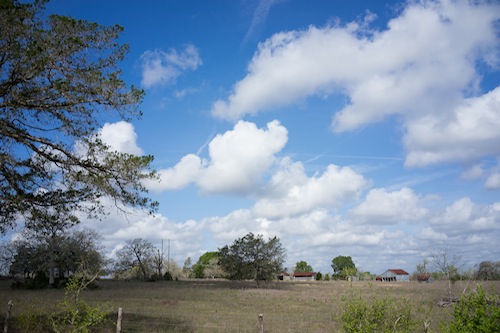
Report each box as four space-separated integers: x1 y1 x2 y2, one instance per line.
1 278 499 333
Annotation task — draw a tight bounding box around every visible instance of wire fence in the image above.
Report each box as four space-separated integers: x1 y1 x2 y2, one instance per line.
115 308 338 333
2 301 339 333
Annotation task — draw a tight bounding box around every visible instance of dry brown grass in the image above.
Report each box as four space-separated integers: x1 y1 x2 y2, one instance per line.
1 279 499 332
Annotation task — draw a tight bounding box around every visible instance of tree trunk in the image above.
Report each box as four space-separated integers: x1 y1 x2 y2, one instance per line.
49 258 56 286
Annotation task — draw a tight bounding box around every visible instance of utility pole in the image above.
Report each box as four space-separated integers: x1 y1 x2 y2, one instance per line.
167 239 170 273
161 239 164 275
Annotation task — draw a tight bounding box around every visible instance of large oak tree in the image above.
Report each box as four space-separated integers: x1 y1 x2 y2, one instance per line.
219 233 286 282
0 0 157 233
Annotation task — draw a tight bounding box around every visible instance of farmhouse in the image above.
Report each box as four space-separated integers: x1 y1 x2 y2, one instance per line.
377 269 410 282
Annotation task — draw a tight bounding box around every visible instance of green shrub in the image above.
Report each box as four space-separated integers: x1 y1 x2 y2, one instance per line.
441 285 500 333
339 285 416 333
13 302 52 333
50 275 109 333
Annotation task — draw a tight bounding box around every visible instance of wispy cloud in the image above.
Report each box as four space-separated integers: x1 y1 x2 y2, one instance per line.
242 0 286 45
140 44 202 89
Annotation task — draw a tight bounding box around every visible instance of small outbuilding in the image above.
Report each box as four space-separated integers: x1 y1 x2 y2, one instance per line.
278 272 317 281
378 269 410 282
278 272 291 281
293 272 316 281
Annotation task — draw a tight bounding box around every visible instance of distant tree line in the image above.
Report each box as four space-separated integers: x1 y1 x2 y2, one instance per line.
3 227 500 288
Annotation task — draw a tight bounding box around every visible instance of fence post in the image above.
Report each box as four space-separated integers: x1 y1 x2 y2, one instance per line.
258 313 264 333
116 307 123 333
3 301 13 333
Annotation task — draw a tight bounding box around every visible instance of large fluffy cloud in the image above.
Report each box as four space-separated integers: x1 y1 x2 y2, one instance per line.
252 158 368 218
404 87 500 167
145 120 288 194
211 0 499 168
429 197 500 236
349 187 428 225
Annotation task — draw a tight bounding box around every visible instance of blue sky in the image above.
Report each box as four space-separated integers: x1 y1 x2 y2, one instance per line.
41 0 500 275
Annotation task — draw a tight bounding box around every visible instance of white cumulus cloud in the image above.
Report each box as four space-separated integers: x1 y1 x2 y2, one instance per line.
211 0 500 168
252 158 368 218
99 121 143 155
199 120 288 194
349 187 428 225
404 87 500 167
486 172 500 189
144 120 288 194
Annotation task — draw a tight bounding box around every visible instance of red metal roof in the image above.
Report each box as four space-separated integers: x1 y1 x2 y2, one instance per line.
388 269 409 275
293 272 316 277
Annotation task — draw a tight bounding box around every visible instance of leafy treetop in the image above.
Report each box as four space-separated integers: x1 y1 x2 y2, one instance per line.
294 260 313 273
332 255 356 277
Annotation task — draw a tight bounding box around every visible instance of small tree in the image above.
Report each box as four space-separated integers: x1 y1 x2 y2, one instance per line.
430 248 463 298
50 263 109 333
332 255 356 280
152 249 164 279
182 257 192 278
192 252 221 278
218 233 286 282
115 238 155 280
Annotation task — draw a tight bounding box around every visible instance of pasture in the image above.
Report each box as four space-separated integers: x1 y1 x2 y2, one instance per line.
1 279 499 332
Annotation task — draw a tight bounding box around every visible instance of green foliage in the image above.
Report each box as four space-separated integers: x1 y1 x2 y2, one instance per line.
441 285 500 333
0 0 157 234
12 300 53 333
340 285 416 333
219 233 286 282
9 228 107 287
332 255 357 279
295 260 313 273
476 261 500 280
192 251 220 278
315 272 323 281
50 275 109 333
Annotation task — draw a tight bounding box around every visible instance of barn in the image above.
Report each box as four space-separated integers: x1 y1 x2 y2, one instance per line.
293 272 316 281
378 269 410 282
278 272 316 281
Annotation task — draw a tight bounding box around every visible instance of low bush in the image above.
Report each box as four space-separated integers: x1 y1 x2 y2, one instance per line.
441 285 500 333
339 284 416 333
50 275 110 333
